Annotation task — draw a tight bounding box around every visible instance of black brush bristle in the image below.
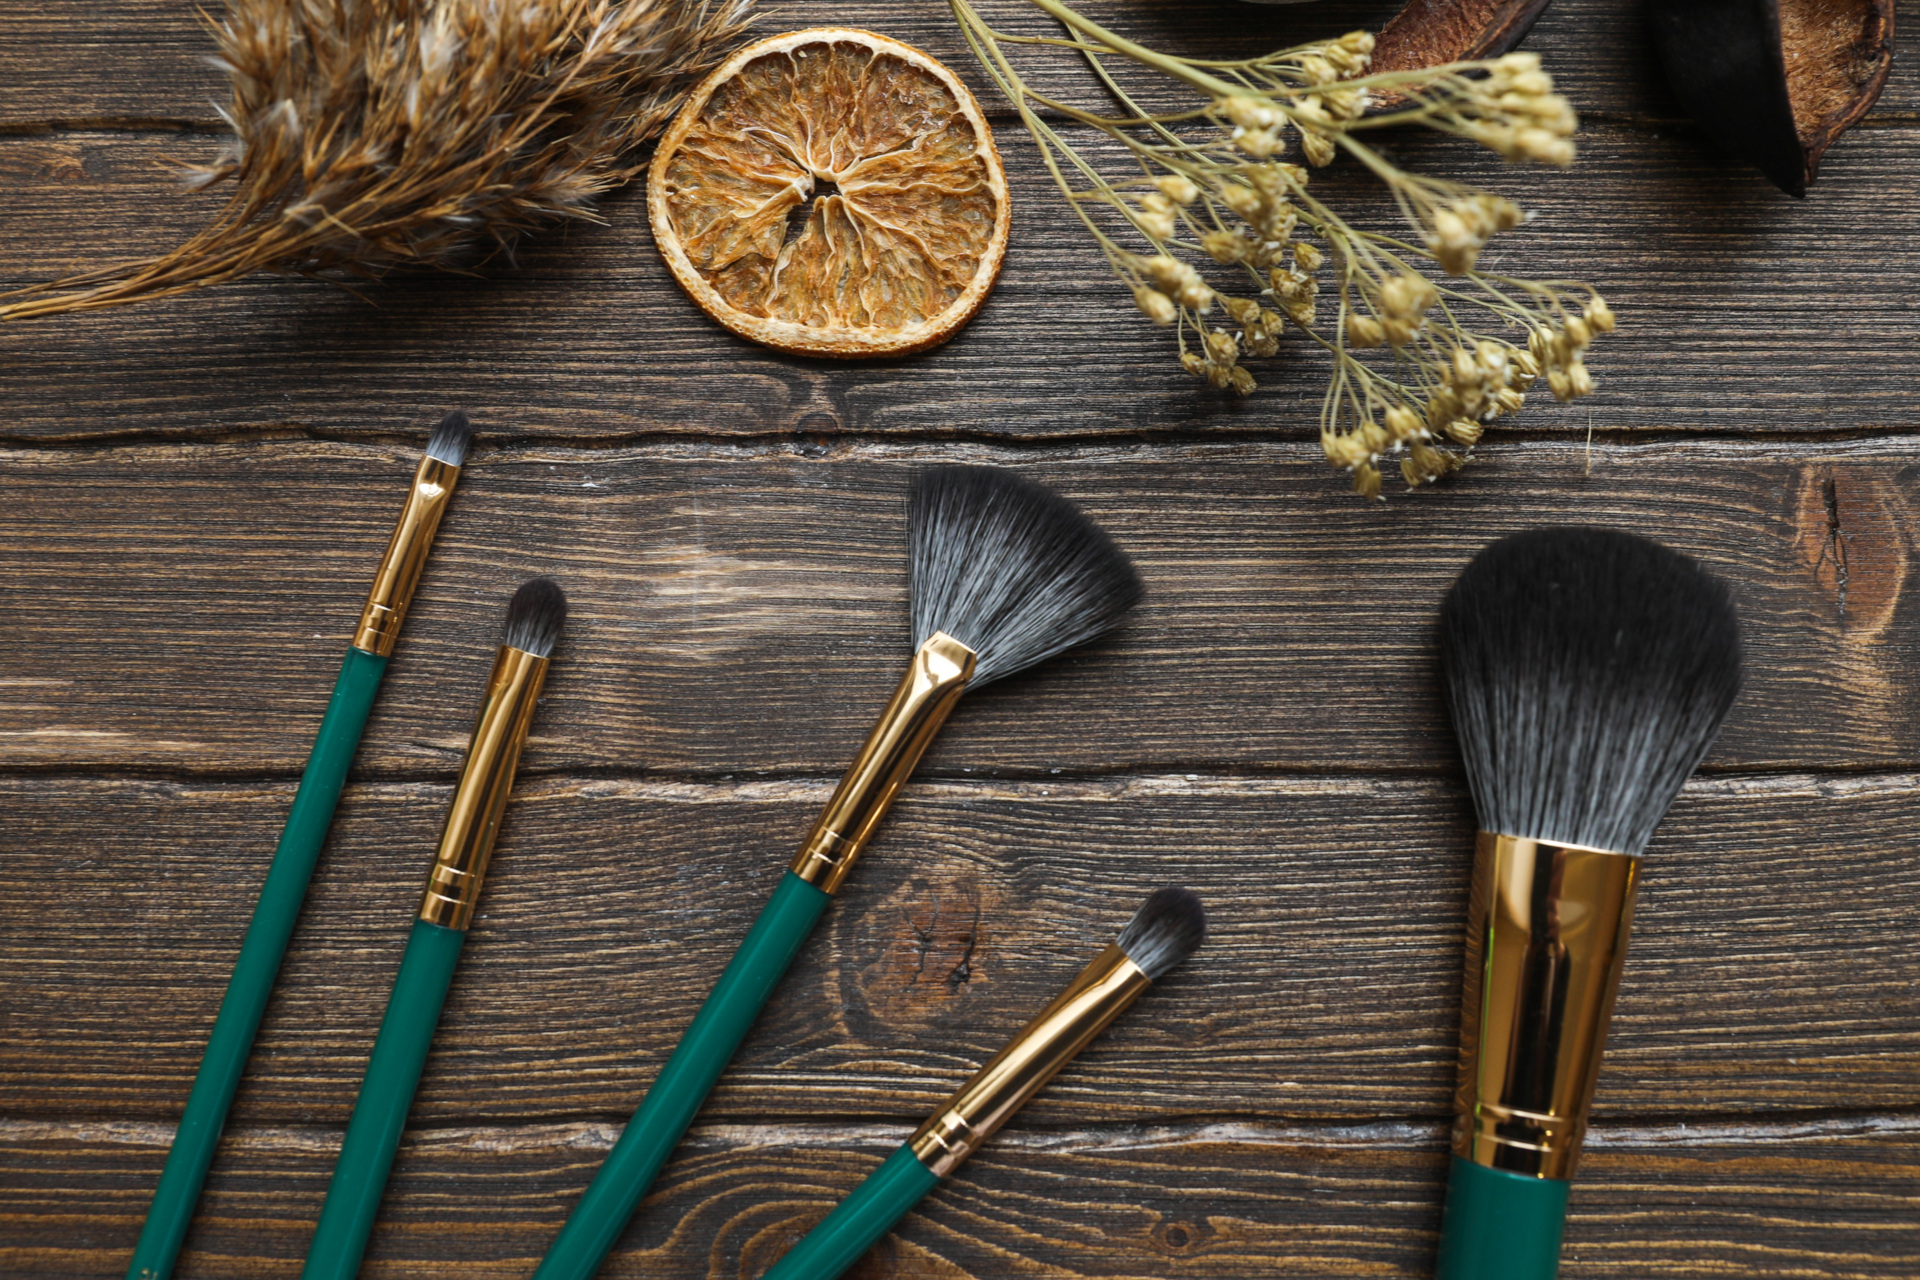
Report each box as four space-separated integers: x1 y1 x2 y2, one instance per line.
1115 886 1206 980
502 577 567 658
1439 527 1742 856
425 410 473 466
909 466 1143 686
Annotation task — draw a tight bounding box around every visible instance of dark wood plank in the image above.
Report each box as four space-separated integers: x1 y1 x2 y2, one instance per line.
1 439 1916 776
5 0 1915 128
3 1114 1915 1278
5 3 1912 1279
4 770 1916 1123
0 0 1548 124
3 114 1916 442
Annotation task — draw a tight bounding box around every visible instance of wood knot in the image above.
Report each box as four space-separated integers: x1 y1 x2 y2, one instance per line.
844 870 1001 1032
1153 1218 1211 1255
791 410 840 458
1791 464 1908 636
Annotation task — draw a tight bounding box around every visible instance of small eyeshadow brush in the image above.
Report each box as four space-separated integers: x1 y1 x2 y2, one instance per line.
756 887 1206 1280
533 465 1144 1280
1434 528 1742 1280
299 578 566 1280
127 411 472 1280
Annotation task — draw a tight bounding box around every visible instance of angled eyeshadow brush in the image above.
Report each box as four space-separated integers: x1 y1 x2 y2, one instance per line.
1434 527 1742 1280
127 411 472 1280
756 887 1206 1280
533 465 1144 1280
300 577 566 1280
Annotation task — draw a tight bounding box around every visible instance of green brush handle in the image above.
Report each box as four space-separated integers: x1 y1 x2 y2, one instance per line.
300 918 467 1280
1435 1156 1570 1280
534 871 833 1280
757 1144 941 1280
127 645 389 1280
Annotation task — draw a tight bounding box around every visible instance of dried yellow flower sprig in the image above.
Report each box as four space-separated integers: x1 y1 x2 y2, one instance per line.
948 0 1613 497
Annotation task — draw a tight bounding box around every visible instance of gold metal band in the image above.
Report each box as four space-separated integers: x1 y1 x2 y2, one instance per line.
788 632 976 894
909 944 1150 1177
416 644 549 930
352 455 461 656
1453 831 1641 1179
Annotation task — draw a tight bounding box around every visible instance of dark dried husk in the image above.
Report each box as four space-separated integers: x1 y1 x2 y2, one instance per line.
1650 0 1894 197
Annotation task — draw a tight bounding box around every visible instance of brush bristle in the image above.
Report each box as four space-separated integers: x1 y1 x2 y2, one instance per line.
1115 886 1206 980
908 466 1143 687
425 410 473 466
502 577 567 658
1439 527 1742 856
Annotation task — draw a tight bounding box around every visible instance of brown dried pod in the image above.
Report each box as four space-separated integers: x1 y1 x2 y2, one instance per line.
1371 0 1555 76
1362 0 1554 110
1650 0 1894 196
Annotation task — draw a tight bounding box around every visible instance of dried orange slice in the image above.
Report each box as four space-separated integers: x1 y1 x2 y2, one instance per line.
648 28 1010 358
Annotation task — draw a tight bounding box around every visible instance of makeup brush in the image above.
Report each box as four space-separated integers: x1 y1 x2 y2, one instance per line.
1434 527 1742 1280
533 465 1144 1280
758 887 1205 1280
300 577 566 1280
127 411 472 1280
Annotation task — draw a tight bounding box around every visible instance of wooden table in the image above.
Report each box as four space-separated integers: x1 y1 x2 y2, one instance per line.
3 0 1916 1275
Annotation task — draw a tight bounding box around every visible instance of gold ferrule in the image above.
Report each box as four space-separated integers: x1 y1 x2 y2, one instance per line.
909 944 1150 1177
1453 831 1641 1180
416 645 549 930
787 632 976 894
351 455 462 656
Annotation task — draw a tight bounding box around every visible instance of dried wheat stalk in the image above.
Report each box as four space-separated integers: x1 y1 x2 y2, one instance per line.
1 0 751 320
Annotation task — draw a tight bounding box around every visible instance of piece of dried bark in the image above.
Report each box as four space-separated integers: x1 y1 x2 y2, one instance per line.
1371 0 1555 77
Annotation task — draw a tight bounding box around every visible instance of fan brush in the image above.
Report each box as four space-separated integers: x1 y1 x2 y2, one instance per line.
1435 527 1741 1280
532 464 1143 1280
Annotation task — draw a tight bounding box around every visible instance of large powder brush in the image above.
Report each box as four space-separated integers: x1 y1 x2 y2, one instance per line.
1435 527 1742 1280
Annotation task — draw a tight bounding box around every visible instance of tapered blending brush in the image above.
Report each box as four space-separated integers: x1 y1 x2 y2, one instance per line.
758 887 1206 1280
1434 528 1742 1280
127 411 472 1280
533 465 1144 1280
300 577 565 1280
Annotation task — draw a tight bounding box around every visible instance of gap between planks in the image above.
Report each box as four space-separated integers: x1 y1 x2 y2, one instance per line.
9 433 1920 465
5 769 1917 804
8 1112 1918 1157
3 105 1916 137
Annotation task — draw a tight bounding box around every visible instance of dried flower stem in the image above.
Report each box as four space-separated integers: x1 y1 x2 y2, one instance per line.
950 0 1614 497
1 0 751 320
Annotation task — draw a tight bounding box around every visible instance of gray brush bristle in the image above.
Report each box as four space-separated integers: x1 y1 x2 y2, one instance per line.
425 410 473 466
1115 886 1206 980
1439 527 1742 856
502 577 567 658
909 466 1143 686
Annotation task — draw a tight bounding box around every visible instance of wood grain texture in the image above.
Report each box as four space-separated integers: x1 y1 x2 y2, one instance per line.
4 116 1919 442
3 0 1915 127
4 0 1918 1275
2 1115 1916 1279
3 771 1915 1123
2 438 1917 776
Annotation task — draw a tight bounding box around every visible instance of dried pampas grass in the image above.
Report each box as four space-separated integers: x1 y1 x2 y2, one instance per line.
0 0 751 320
